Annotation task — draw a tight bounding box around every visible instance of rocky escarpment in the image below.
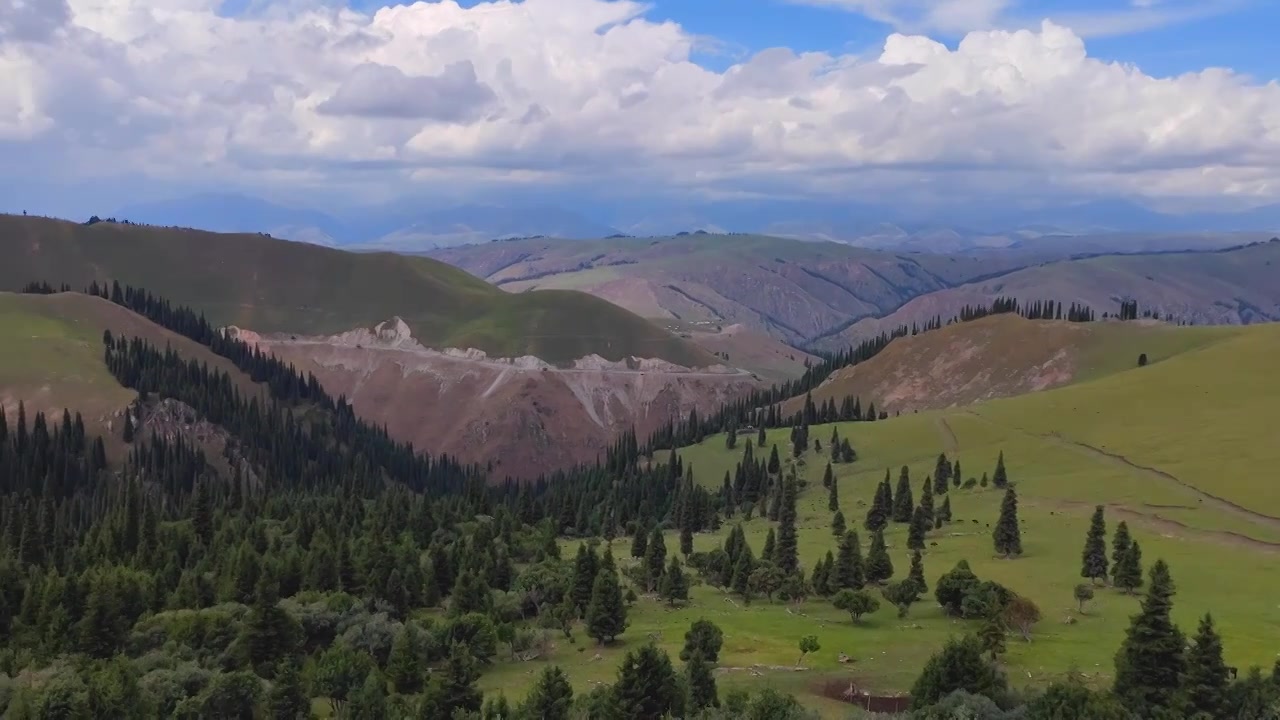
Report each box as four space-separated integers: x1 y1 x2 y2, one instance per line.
229 318 760 479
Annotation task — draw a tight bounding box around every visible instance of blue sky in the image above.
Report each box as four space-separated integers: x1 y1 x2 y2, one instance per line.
331 0 1277 79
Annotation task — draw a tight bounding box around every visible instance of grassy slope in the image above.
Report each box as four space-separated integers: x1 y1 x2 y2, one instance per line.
431 235 1036 344
786 314 1241 415
480 322 1280 715
0 291 260 458
816 240 1280 351
0 215 715 367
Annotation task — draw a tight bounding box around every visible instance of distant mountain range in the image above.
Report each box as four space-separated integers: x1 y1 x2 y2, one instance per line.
111 192 1280 252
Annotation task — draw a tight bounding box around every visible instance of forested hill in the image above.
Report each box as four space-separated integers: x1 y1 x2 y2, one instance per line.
0 214 715 367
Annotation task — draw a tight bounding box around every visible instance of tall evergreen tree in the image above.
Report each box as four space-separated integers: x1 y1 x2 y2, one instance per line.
866 530 893 584
992 451 1009 488
892 466 914 523
865 472 889 532
1081 505 1109 584
686 652 719 712
907 505 929 551
1185 613 1229 719
993 486 1022 558
586 562 628 644
572 543 600 614
522 666 575 720
827 466 839 511
644 527 667 591
762 528 776 562
267 659 309 720
347 669 389 720
934 453 950 495
831 510 846 536
775 475 799 575
919 475 935 526
387 624 425 694
1113 560 1186 717
630 524 648 559
908 550 927 593
1114 540 1144 594
937 495 952 525
660 555 690 606
1111 521 1133 586
834 530 865 591
613 644 679 720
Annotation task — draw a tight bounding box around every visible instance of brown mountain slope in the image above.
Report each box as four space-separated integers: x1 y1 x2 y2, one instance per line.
428 234 1032 345
784 314 1242 416
233 320 759 477
811 239 1280 351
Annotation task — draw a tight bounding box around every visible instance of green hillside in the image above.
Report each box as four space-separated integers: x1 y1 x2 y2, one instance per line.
0 291 259 457
0 215 715 367
505 321 1280 711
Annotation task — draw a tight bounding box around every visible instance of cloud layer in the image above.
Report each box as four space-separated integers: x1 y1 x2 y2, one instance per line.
1 0 1278 208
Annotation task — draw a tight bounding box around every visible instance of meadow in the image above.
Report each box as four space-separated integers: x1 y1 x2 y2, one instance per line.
477 322 1280 715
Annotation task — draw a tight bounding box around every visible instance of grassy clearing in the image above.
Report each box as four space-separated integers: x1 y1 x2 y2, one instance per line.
0 215 713 367
479 322 1280 713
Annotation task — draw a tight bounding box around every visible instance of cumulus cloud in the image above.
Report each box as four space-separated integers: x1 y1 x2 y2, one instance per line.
1 0 1279 207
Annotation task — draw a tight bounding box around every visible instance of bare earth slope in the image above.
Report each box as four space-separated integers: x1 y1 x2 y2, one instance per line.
0 214 713 367
429 235 1031 345
233 319 759 478
812 239 1280 351
786 314 1242 416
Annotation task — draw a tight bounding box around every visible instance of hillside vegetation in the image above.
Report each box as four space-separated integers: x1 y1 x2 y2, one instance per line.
0 215 714 367
0 291 257 447
787 314 1241 416
631 320 1280 707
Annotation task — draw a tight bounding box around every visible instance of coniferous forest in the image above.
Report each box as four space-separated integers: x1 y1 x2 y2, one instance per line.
2 282 1277 719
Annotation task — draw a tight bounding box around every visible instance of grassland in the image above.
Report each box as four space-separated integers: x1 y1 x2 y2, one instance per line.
787 314 1245 416
0 215 714 367
0 291 261 459
478 321 1280 715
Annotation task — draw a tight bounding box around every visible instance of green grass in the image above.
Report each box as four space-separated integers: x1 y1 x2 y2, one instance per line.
478 321 1280 714
0 215 714 367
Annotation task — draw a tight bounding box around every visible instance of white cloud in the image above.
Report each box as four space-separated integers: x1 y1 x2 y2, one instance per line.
1 0 1279 207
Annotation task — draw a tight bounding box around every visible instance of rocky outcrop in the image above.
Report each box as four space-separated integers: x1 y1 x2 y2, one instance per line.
238 319 759 479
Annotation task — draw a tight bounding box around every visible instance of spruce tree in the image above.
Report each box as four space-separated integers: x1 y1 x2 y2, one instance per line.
907 505 928 551
775 475 799 575
522 666 574 720
864 473 889 532
953 460 962 488
681 619 724 663
347 669 388 720
387 624 425 694
866 529 893 584
680 524 693 557
585 563 628 644
938 495 952 524
686 652 719 711
822 462 834 488
768 444 781 475
436 642 483 715
660 555 690 606
630 524 648 559
909 635 1008 710
831 510 846 536
613 644 679 719
1081 505 1108 584
572 543 600 614
1114 540 1143 594
919 476 935 526
1111 521 1132 586
730 545 755 601
892 466 914 523
1185 613 1228 718
827 467 839 511
1113 560 1186 717
992 486 1022 558
993 451 1009 488
908 550 927 593
644 527 667 591
934 453 950 495
762 528 776 562
757 424 766 447
834 530 865 591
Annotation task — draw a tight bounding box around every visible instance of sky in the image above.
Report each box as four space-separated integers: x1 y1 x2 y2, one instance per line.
1 0 1278 221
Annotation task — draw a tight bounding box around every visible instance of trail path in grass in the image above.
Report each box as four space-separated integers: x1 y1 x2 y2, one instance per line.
935 417 959 453
961 409 1280 539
